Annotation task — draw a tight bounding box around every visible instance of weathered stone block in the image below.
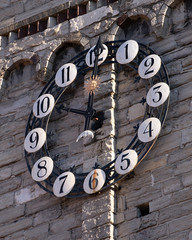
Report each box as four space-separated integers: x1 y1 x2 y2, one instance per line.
140 212 158 229
0 176 21 195
135 154 168 175
82 223 114 240
70 6 119 33
118 218 141 237
175 158 192 175
124 207 138 221
127 103 145 121
149 194 172 212
0 192 14 210
129 224 167 240
0 205 25 224
15 184 45 204
162 177 182 195
149 131 181 157
0 166 11 181
25 194 60 215
50 212 81 233
168 213 192 234
82 191 114 220
182 172 192 187
34 205 61 226
24 223 49 239
83 211 113 231
178 81 192 102
0 217 32 238
159 199 192 224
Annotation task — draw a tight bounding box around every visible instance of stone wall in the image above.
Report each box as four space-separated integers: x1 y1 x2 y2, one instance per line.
1 0 192 239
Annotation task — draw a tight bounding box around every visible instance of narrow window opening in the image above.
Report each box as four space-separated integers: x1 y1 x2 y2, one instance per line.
78 4 87 16
18 25 28 39
28 23 38 35
69 7 77 19
57 10 68 23
108 0 118 3
137 203 150 217
38 19 48 32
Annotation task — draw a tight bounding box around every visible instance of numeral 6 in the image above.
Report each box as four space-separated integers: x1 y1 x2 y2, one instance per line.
83 169 106 194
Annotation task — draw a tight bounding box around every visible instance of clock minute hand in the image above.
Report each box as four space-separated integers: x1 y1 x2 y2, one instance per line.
92 36 104 78
84 91 94 130
84 37 103 131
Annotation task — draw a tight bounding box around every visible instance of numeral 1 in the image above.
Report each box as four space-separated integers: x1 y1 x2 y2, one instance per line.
61 66 70 84
124 44 129 60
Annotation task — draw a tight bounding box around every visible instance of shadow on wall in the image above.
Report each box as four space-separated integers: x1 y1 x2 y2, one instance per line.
0 60 36 102
116 15 157 44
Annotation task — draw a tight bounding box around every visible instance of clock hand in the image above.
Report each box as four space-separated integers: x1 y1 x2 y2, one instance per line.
84 37 103 131
56 104 96 118
92 36 104 78
84 91 94 130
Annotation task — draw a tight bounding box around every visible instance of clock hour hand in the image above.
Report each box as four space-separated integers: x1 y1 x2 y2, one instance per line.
56 104 87 116
56 103 96 119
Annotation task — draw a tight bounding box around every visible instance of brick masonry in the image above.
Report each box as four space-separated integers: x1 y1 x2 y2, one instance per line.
1 0 192 239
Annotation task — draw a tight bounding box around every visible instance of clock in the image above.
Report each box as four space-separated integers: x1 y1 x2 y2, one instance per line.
24 38 170 198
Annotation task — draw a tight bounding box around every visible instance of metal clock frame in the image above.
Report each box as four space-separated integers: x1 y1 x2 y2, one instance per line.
24 40 170 198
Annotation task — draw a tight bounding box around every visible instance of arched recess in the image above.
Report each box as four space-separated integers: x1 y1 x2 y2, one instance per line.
45 41 84 76
167 0 192 33
0 55 39 101
42 41 86 169
115 14 156 44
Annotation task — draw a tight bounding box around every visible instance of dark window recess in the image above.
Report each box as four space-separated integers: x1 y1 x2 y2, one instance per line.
78 4 87 16
108 0 118 3
18 25 28 39
38 19 48 32
29 23 38 35
7 3 88 41
69 7 77 19
137 203 150 217
57 10 68 23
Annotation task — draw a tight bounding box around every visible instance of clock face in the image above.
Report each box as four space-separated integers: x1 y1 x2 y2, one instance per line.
24 39 170 198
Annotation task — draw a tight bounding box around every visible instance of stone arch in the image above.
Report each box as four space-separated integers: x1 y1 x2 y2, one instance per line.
0 54 39 100
115 0 182 38
115 14 156 44
166 0 192 34
42 39 85 82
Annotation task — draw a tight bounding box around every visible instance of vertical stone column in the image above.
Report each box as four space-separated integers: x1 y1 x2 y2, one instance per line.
8 32 17 43
47 17 57 28
0 36 8 49
82 65 116 239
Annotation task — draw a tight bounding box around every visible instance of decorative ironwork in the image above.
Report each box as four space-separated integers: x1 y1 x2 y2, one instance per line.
24 40 170 198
